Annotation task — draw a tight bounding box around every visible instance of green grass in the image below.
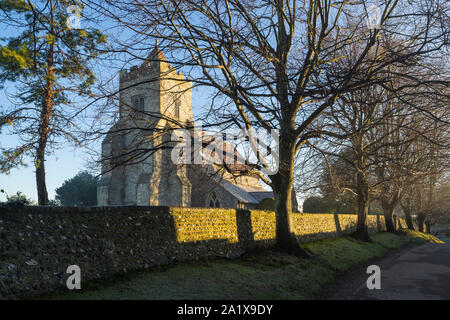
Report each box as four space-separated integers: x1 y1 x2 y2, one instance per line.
37 230 443 300
397 229 445 244
302 232 410 272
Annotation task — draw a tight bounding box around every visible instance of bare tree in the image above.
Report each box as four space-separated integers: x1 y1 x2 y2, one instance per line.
428 178 450 228
83 0 449 248
301 56 448 238
305 83 400 241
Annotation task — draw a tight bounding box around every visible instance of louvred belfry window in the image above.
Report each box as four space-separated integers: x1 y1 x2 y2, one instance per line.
132 95 144 112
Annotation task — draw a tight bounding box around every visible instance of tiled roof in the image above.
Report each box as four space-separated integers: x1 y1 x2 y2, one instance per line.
248 191 274 203
210 175 274 204
210 175 257 204
194 132 255 174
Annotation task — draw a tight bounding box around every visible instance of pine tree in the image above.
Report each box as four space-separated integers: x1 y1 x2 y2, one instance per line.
0 0 106 204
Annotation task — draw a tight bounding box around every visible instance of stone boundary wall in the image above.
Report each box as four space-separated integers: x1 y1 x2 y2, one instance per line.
0 206 405 299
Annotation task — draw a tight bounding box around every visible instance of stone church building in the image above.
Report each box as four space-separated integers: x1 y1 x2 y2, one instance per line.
97 46 298 210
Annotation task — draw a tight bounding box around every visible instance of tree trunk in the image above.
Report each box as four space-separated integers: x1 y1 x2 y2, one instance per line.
381 190 401 233
405 212 414 230
352 170 371 242
35 145 49 205
36 79 52 206
383 205 396 233
401 204 415 230
272 179 304 255
35 2 54 206
417 213 425 232
425 220 431 234
270 135 307 256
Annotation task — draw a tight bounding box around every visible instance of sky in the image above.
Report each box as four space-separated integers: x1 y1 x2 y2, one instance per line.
0 88 214 203
0 97 96 203
0 44 224 204
0 7 111 202
0 3 305 205
0 6 251 203
0 89 260 203
0 146 85 203
0 68 91 202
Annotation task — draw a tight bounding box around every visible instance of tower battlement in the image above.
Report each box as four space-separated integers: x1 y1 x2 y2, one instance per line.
119 48 186 84
116 45 192 122
119 63 155 83
120 64 186 83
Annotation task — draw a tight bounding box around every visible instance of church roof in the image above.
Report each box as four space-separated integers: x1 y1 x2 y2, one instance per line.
248 191 274 203
147 42 166 62
198 133 257 174
210 175 258 204
210 175 273 204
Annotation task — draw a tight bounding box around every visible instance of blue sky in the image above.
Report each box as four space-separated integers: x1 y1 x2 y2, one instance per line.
0 8 114 202
0 88 235 203
0 88 211 203
0 145 85 202
0 4 304 205
0 6 242 202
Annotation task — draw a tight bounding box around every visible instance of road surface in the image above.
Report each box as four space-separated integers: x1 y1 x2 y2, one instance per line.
330 239 450 300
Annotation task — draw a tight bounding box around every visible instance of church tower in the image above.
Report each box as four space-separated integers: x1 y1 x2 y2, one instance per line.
97 46 193 206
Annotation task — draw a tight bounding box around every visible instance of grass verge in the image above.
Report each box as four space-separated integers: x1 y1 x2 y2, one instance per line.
397 229 445 244
36 230 444 300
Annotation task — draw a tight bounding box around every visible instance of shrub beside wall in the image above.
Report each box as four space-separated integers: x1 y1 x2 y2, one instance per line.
0 206 405 299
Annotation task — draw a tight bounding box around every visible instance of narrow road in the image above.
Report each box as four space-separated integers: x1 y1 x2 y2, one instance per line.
330 239 450 300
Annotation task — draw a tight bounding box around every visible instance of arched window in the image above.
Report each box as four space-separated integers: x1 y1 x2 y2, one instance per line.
208 192 221 208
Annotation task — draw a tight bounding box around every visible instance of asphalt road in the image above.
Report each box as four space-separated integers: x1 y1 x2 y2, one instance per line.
330 239 450 300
